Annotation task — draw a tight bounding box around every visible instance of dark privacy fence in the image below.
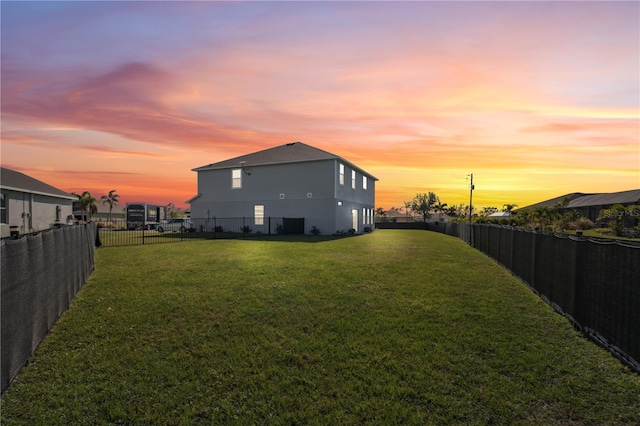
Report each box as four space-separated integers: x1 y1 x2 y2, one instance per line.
1 223 98 392
421 221 640 372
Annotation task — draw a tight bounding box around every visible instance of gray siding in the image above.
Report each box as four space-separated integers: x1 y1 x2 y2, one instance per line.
191 158 376 235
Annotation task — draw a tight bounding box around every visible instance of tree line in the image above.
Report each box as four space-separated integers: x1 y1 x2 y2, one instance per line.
71 190 186 223
71 190 120 223
377 193 640 237
376 192 497 223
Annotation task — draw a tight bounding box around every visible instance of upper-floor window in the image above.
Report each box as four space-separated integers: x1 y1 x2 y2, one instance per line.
232 168 242 189
362 176 367 190
339 164 345 186
351 170 356 189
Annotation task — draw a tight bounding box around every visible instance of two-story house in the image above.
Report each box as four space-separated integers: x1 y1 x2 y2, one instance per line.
187 142 378 235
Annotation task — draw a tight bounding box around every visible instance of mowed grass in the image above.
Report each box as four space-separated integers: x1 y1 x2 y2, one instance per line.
2 230 639 424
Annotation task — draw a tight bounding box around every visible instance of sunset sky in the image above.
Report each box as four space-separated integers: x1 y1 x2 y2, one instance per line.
2 1 638 211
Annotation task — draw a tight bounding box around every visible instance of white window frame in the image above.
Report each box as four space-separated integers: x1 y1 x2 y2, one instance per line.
339 163 345 186
362 176 367 190
232 168 242 189
351 170 356 189
254 205 264 225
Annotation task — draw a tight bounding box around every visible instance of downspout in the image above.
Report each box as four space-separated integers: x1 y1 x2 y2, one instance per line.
29 193 33 231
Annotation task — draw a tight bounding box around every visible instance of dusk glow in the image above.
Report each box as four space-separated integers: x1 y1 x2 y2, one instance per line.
2 1 638 210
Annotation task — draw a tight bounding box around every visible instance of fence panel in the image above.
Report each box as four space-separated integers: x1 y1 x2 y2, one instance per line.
511 229 535 287
1 223 98 391
422 222 639 372
576 240 640 367
474 224 489 254
497 226 514 271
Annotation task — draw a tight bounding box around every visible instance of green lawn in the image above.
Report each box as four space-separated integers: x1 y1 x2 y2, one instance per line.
2 230 639 424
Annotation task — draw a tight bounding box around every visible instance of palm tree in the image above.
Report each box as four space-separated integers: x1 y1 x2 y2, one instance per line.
79 191 98 221
502 203 518 214
434 200 448 220
100 190 120 223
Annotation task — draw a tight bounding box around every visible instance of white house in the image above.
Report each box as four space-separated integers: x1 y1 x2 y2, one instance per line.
187 142 378 235
1 167 76 237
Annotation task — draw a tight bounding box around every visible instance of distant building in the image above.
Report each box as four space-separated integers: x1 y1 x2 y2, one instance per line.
520 189 640 224
1 167 76 237
382 209 418 223
188 142 378 235
487 211 513 219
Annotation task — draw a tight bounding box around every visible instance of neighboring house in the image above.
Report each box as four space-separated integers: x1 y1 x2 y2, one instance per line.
487 211 513 219
1 167 76 237
520 189 640 224
188 142 378 235
383 208 418 223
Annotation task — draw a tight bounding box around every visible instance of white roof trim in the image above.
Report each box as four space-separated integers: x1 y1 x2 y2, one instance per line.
0 185 77 201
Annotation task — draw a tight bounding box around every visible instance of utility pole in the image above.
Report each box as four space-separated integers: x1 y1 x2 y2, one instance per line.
468 173 474 224
468 173 475 247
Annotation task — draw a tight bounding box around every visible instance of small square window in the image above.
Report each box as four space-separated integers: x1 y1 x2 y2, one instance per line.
280 193 285 199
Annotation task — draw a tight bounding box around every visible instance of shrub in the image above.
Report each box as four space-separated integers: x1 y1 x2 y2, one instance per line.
568 217 595 230
214 225 224 232
310 226 320 235
241 226 252 233
364 226 372 233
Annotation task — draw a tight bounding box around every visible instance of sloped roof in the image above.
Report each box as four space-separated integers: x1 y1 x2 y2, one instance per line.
488 211 513 218
520 192 585 210
521 189 640 210
567 189 640 208
0 167 76 200
193 142 378 180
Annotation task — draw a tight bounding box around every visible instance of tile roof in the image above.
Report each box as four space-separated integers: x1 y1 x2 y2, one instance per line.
0 167 76 200
193 141 378 180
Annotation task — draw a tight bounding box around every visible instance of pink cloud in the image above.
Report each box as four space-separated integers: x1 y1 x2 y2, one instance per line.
2 61 273 153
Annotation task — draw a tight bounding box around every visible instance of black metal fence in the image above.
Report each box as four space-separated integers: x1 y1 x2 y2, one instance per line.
96 217 305 247
418 221 640 373
1 222 98 391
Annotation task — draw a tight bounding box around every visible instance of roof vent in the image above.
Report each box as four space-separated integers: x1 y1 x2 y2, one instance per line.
286 142 299 146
